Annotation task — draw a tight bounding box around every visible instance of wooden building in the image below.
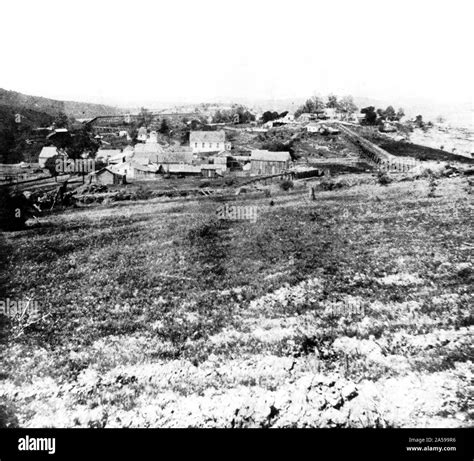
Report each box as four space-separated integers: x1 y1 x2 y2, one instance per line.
250 150 292 175
89 168 125 185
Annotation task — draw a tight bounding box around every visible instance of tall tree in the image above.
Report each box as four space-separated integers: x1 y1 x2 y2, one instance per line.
327 94 339 109
361 106 377 125
298 96 326 115
44 155 60 181
159 118 170 135
384 106 396 121
54 112 69 129
137 107 153 128
339 96 358 119
396 108 405 121
262 111 280 123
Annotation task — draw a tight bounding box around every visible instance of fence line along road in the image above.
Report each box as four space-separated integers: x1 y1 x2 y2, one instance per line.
336 124 418 171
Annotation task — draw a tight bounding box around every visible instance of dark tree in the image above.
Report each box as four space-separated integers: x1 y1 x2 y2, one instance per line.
137 107 153 128
159 118 170 135
44 155 60 181
54 112 69 129
67 129 99 159
361 106 377 125
262 111 280 123
327 94 339 109
415 115 424 128
384 106 396 121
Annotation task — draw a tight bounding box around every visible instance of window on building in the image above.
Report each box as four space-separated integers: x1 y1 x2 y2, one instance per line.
202 143 205 148
195 143 197 148
216 143 220 148
209 143 212 148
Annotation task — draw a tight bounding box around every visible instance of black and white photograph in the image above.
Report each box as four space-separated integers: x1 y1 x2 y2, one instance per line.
0 0 472 455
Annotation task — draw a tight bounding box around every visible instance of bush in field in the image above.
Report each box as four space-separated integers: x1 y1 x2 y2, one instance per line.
0 401 19 428
280 180 294 191
261 140 290 152
377 171 392 186
187 218 222 243
427 174 438 197
186 218 229 286
131 186 153 201
319 179 348 191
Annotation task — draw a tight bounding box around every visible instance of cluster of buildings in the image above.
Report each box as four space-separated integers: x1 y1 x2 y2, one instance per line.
34 108 355 186
261 109 365 130
89 129 293 185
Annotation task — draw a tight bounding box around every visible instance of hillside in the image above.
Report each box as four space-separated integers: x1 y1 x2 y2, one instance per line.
0 105 54 163
0 88 124 163
0 174 472 427
0 88 122 119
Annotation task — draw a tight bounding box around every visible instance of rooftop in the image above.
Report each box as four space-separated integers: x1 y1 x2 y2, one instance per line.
39 146 61 158
189 130 226 144
250 150 292 162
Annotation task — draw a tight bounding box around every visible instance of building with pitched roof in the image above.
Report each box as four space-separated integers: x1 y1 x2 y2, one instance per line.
157 145 193 164
163 164 201 176
250 150 292 175
133 142 165 164
89 167 126 185
38 146 65 168
189 130 227 153
110 160 158 181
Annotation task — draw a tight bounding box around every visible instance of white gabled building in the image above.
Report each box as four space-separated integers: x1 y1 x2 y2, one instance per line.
189 130 228 154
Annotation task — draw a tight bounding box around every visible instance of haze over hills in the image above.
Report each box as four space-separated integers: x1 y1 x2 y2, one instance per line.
132 95 472 129
0 86 471 132
1 86 472 129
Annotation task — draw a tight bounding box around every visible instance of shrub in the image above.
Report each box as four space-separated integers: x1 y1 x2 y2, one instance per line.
319 179 344 191
280 180 294 191
427 174 438 197
0 401 19 428
131 186 152 201
187 218 221 243
377 171 392 186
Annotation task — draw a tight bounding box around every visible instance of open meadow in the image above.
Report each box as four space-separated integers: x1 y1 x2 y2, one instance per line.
0 173 472 427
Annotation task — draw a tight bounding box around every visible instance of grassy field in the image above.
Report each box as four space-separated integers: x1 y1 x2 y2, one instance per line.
0 173 472 427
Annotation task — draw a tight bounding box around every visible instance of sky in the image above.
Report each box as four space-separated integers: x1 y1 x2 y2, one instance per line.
1 0 473 108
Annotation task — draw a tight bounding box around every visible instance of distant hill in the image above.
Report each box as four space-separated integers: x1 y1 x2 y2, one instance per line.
0 88 123 119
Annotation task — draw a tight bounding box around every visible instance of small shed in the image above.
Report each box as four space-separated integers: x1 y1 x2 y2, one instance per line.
89 168 125 185
201 164 226 178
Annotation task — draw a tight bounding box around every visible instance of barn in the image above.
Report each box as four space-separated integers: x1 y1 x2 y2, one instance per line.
250 150 292 175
